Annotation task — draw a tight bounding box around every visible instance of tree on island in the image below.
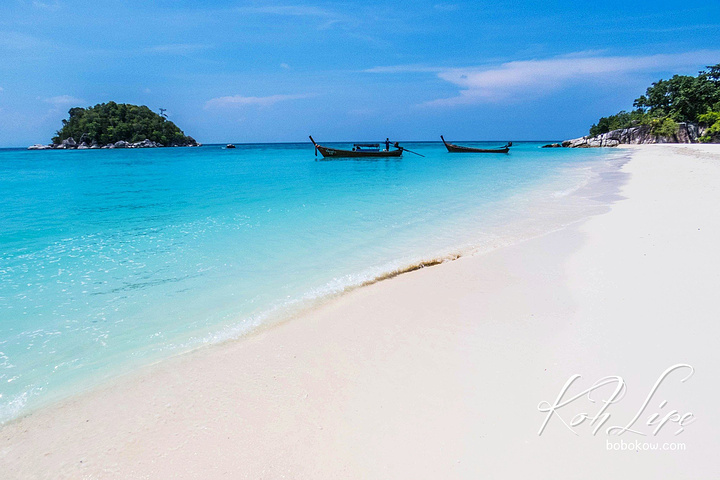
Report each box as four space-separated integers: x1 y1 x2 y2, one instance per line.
589 64 720 142
51 102 198 147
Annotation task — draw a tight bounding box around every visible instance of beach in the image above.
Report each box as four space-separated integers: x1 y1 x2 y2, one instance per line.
2 144 720 478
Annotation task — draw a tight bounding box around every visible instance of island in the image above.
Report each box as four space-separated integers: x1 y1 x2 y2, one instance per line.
562 64 720 147
28 102 200 149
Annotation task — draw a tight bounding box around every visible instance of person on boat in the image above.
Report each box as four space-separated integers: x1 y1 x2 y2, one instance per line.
393 141 402 151
385 138 390 151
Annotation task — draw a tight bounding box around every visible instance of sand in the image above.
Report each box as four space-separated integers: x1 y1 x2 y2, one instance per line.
2 144 719 479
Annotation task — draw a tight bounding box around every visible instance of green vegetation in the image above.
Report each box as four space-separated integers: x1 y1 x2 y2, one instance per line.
589 63 720 142
52 102 196 146
589 110 645 136
699 111 720 142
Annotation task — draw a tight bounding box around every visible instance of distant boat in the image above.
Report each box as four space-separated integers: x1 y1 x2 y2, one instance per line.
309 136 403 158
226 144 236 149
441 136 511 153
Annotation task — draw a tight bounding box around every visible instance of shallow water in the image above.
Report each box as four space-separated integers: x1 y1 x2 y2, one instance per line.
0 141 622 422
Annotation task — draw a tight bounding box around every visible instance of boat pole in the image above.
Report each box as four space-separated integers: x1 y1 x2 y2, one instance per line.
401 147 425 157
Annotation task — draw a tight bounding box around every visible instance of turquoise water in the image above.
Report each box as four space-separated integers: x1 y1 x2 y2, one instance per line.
0 142 620 422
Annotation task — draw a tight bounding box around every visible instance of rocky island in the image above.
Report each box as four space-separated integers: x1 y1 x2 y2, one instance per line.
561 63 720 148
29 102 200 150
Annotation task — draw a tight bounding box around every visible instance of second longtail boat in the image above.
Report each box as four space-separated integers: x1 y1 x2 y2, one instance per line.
441 136 511 153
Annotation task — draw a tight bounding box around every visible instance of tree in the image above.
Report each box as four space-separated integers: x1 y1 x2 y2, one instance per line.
590 64 720 138
51 102 196 146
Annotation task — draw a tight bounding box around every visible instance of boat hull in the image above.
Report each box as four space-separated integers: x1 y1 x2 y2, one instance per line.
316 145 403 158
309 137 403 158
441 136 510 153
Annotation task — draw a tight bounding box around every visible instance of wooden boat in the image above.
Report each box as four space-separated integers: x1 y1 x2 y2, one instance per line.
309 136 403 158
441 136 511 153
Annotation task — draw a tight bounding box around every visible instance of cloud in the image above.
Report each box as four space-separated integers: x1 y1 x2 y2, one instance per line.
233 5 348 30
32 0 61 10
434 51 720 105
367 50 720 106
0 86 4 92
143 43 209 55
0 31 51 51
235 5 335 17
44 95 84 107
363 64 444 74
280 63 291 69
204 94 313 109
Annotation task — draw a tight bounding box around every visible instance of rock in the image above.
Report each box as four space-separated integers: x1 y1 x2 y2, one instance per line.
563 136 590 148
133 139 159 148
563 122 705 147
541 143 562 148
29 136 199 150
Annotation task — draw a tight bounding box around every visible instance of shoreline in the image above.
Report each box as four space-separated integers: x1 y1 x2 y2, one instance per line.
0 148 624 426
3 145 719 477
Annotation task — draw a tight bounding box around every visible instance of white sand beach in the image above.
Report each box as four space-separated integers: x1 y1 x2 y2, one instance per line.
2 144 719 478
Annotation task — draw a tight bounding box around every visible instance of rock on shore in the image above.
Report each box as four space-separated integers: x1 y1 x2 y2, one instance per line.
28 137 201 150
562 122 707 148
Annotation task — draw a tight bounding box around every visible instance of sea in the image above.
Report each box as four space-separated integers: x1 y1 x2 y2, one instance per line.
0 141 625 423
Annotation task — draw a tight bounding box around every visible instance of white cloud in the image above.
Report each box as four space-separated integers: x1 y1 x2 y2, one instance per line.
32 0 61 10
280 63 291 69
143 43 209 54
363 64 444 74
233 5 347 30
367 50 720 106
44 95 84 107
434 3 459 11
235 5 334 17
204 94 313 109
0 31 51 50
0 86 4 92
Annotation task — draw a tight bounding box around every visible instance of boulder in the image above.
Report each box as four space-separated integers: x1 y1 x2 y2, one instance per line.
541 143 562 148
133 139 159 148
563 122 705 147
114 140 129 149
62 137 77 148
562 136 590 148
28 144 53 150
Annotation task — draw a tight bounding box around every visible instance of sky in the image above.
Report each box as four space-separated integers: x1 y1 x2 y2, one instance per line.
0 0 719 146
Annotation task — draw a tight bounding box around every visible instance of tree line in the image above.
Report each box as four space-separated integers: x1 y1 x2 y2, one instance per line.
52 102 196 146
589 64 720 142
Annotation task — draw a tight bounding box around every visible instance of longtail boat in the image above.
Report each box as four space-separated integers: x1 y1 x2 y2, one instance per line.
309 136 403 158
441 136 511 153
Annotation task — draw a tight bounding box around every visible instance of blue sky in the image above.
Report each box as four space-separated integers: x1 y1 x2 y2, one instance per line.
0 0 719 146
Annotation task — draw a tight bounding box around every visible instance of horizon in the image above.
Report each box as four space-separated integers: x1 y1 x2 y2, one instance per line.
1 1 719 147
